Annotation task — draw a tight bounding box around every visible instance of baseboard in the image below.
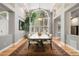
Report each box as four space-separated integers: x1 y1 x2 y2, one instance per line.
14 37 25 45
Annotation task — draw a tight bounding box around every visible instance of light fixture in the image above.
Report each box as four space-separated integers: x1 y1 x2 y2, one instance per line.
70 16 72 19
71 17 78 26
71 17 78 23
38 17 42 21
38 3 43 21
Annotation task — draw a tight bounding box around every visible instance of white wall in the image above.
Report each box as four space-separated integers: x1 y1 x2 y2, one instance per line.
60 12 66 42
0 11 15 50
14 4 25 42
0 3 26 51
54 16 61 38
0 35 13 50
53 3 79 50
65 4 79 50
0 11 9 35
66 35 79 49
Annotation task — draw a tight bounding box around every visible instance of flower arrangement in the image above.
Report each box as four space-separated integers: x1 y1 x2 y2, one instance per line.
38 32 42 36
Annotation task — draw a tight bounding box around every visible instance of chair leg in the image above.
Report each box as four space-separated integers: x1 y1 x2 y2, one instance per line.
50 40 52 49
37 40 44 48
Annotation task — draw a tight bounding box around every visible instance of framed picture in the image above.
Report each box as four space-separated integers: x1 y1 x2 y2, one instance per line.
71 26 79 35
19 20 25 30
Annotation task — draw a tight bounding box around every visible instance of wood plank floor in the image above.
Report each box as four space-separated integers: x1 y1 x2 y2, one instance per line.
52 38 79 56
1 37 79 56
11 42 69 56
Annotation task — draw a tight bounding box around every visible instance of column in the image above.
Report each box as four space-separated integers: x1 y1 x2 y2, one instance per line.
60 12 66 43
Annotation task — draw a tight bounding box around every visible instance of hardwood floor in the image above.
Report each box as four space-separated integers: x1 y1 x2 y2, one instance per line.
1 37 79 56
53 38 79 56
0 38 27 56
11 42 69 56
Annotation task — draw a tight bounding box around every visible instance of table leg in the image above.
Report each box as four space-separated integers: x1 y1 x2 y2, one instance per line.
28 40 30 49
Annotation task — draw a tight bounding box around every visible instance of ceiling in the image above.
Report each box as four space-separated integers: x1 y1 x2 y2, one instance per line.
71 8 79 18
0 3 13 12
19 3 55 12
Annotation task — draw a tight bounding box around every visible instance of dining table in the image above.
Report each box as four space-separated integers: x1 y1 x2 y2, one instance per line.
28 33 52 49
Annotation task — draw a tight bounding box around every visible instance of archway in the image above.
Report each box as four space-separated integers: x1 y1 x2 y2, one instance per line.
29 8 50 34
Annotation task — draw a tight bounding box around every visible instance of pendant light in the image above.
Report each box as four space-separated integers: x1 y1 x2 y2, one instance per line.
38 3 43 21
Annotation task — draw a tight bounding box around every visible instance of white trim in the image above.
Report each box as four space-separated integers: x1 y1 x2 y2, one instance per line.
0 11 8 14
0 11 9 21
14 37 24 45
